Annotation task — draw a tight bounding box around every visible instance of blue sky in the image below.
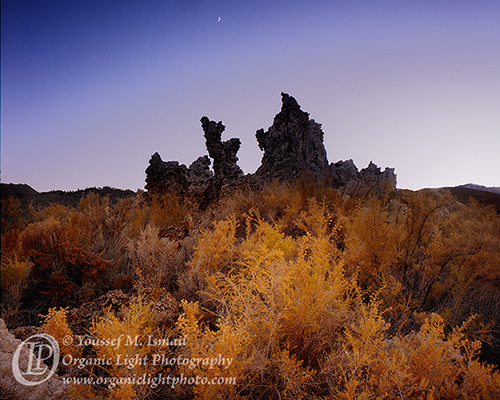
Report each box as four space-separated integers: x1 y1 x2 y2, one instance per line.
2 0 499 191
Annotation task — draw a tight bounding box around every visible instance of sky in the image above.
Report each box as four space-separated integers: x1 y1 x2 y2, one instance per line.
2 0 499 192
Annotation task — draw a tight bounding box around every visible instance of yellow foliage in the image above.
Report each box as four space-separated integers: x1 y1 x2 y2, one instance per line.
88 297 159 400
185 207 500 399
1 256 32 304
342 199 400 282
108 385 137 400
29 202 75 224
240 210 296 264
3 179 500 399
90 298 154 367
329 311 500 399
1 196 25 231
257 179 306 222
179 215 239 299
17 194 133 307
177 300 249 400
131 193 187 233
190 215 239 275
40 307 80 357
184 215 356 398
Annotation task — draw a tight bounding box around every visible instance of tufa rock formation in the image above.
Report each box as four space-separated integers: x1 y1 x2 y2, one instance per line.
145 117 243 199
145 154 190 195
200 116 244 181
145 92 397 201
253 93 396 196
255 92 329 180
332 160 397 197
187 155 213 185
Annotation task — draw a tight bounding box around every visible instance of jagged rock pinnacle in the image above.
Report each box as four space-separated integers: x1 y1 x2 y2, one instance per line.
255 92 330 181
200 116 243 181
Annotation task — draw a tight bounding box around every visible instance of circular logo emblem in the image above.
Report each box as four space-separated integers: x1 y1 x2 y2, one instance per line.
12 333 60 386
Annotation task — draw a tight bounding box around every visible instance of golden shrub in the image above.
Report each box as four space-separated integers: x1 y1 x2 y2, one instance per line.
1 196 26 231
190 216 239 275
326 311 500 399
342 198 401 285
89 298 158 400
1 256 32 304
4 177 500 399
125 225 179 292
18 197 132 307
1 256 33 325
28 202 75 224
177 300 249 400
187 215 357 398
136 193 188 233
178 215 239 300
40 307 80 357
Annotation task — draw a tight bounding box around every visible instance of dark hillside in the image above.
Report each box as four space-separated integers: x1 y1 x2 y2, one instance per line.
444 186 500 212
1 183 136 209
1 183 39 198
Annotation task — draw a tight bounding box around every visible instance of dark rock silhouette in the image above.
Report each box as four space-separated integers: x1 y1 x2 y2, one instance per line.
145 92 397 201
0 183 39 198
188 155 213 188
358 161 397 196
253 92 396 196
331 160 396 197
332 159 360 185
145 153 189 195
144 117 243 200
200 117 243 181
255 92 329 181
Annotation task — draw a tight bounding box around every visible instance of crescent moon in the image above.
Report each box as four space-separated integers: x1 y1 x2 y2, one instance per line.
217 16 221 23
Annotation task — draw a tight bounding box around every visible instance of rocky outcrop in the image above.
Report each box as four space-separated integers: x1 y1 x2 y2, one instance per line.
188 156 213 184
200 117 243 182
358 161 397 196
144 117 243 198
0 183 39 199
145 153 189 195
253 92 396 195
255 92 330 181
145 92 397 200
331 160 396 197
0 319 68 400
332 159 360 185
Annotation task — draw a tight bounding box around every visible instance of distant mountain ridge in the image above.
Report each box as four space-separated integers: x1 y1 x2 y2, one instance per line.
0 183 136 208
457 183 500 195
1 183 39 198
442 185 500 213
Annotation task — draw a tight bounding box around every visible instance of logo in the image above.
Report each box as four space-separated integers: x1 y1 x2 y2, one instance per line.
12 333 60 386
